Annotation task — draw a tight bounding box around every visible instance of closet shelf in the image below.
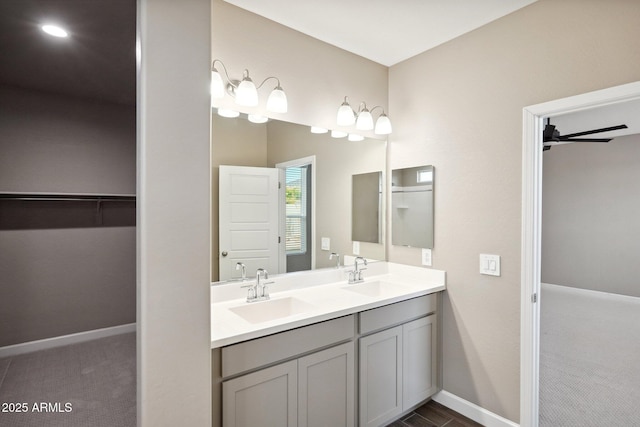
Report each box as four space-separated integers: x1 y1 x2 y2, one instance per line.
0 192 136 202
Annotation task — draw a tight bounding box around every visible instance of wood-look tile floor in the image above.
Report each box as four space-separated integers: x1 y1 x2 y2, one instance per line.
386 400 484 427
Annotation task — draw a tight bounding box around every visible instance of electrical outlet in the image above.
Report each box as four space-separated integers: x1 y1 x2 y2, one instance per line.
353 241 360 255
321 237 330 251
421 248 432 266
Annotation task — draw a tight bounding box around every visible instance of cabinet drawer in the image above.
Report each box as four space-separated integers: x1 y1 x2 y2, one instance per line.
359 294 436 335
222 314 356 378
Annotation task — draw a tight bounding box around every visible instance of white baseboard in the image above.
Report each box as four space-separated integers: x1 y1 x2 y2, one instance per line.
0 323 136 358
433 390 519 427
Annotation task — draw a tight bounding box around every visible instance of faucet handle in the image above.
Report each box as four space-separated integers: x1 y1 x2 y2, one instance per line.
241 283 256 300
260 281 274 299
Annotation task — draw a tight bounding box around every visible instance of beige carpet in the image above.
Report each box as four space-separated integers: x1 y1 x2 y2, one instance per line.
540 283 640 426
0 332 135 427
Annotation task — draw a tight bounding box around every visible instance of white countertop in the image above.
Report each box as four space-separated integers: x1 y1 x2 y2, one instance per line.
211 262 446 348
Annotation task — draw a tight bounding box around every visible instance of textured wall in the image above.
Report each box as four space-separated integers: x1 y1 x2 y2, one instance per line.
388 0 640 422
542 133 640 298
0 86 135 347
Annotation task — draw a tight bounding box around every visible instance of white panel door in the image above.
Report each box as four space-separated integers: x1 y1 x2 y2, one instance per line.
219 165 281 280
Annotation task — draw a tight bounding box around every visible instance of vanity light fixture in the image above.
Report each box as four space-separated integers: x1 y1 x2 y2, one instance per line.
331 130 348 138
310 126 328 134
336 96 392 135
348 134 365 142
248 114 268 124
41 24 68 38
217 108 240 118
211 59 288 113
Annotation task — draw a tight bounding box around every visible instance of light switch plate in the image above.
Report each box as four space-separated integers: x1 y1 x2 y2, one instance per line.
480 254 500 276
321 237 330 251
353 241 360 255
421 248 432 266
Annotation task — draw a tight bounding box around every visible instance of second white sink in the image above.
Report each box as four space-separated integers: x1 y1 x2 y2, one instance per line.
341 280 412 298
229 296 317 324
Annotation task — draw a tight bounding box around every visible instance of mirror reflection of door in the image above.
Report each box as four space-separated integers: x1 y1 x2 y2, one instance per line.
218 165 282 280
276 156 315 272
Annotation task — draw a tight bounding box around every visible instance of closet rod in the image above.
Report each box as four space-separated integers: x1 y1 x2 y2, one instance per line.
0 193 136 202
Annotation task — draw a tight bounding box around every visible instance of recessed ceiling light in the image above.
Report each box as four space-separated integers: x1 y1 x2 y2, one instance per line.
41 24 68 38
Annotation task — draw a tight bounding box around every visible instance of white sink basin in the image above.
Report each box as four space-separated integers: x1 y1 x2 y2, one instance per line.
341 280 411 298
229 297 317 324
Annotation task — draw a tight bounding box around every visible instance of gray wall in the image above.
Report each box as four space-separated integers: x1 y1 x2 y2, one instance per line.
389 0 640 422
542 134 640 298
0 85 135 347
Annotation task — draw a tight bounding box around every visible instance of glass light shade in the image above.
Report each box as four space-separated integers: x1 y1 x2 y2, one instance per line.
211 70 225 99
310 126 328 134
348 134 365 141
266 87 288 113
217 108 239 118
236 77 258 106
248 114 268 124
331 130 348 138
42 24 68 38
374 114 393 135
337 103 356 126
356 109 374 130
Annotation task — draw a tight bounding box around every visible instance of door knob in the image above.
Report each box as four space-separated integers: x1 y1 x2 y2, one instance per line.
221 251 228 257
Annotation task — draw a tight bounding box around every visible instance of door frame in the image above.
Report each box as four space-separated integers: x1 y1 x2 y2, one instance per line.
520 80 640 427
276 155 317 270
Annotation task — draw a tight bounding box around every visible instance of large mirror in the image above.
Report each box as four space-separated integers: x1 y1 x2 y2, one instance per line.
391 165 434 249
212 112 387 281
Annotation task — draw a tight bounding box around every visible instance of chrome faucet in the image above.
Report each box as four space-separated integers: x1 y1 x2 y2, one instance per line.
244 268 272 302
241 268 272 302
348 257 368 284
329 252 341 269
235 262 247 281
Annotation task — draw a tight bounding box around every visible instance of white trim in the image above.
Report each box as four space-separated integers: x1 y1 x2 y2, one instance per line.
433 390 519 427
520 80 640 427
0 323 136 358
276 155 317 270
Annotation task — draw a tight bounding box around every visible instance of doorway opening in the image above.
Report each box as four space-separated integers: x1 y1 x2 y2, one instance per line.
520 81 640 427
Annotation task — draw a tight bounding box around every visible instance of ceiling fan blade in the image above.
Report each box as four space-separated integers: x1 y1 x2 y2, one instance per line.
562 138 612 143
543 124 558 142
561 124 628 139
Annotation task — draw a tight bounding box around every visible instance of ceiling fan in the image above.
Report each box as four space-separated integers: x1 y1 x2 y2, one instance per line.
542 118 628 151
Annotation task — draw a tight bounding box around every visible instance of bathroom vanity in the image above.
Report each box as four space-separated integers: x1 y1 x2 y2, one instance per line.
211 262 445 427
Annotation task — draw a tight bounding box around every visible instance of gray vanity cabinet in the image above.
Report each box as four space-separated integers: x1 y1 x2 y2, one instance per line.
220 316 356 427
358 295 438 427
402 315 438 409
298 342 355 427
218 294 439 427
222 360 297 427
359 325 403 426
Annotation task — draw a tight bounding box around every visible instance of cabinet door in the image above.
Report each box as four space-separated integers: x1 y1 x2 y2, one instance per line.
298 342 355 427
222 360 297 427
403 315 438 410
359 326 403 427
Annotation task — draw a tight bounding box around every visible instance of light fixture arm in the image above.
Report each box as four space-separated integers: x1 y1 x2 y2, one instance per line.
212 59 233 85
368 105 386 115
256 76 283 90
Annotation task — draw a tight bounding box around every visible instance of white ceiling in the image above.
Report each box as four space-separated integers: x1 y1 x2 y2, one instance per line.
225 0 538 66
